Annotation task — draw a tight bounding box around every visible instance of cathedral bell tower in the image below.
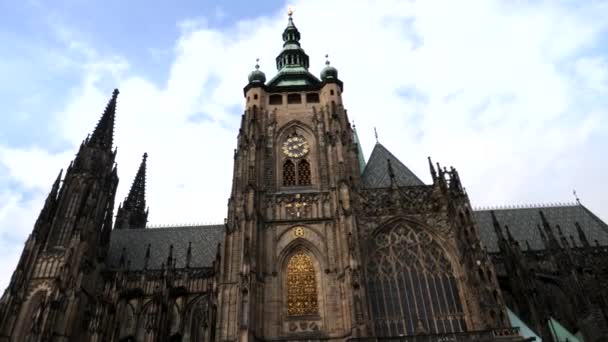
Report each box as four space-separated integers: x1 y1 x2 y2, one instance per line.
216 10 368 342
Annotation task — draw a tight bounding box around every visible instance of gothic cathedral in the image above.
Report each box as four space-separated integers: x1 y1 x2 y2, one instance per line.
2 13 608 342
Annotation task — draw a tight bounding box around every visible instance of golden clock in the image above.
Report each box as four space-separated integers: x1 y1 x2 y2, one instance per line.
282 136 309 158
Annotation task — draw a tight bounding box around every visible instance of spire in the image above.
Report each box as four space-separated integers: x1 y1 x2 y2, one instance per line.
45 168 62 209
352 122 366 172
115 153 149 229
274 9 309 71
34 169 63 233
89 89 119 151
428 157 437 183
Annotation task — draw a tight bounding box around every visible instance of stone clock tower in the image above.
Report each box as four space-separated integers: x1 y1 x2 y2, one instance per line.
216 11 367 342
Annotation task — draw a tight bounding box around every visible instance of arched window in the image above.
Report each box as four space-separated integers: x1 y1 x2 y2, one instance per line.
297 159 311 185
283 160 296 186
286 251 318 316
366 223 465 336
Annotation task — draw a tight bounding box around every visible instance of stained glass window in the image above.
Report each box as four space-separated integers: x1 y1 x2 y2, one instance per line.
283 160 296 186
366 224 465 336
287 251 318 316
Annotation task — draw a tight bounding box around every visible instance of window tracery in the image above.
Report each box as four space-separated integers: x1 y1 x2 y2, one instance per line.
297 160 311 185
283 160 296 186
286 251 318 316
366 223 465 336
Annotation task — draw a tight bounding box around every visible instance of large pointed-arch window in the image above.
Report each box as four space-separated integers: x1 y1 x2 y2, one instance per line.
283 160 296 186
297 159 311 185
286 251 318 316
366 223 465 336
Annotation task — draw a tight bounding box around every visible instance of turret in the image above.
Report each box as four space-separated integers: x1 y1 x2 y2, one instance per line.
115 153 149 229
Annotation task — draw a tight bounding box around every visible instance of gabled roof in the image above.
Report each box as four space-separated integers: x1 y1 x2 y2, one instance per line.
106 224 225 270
361 143 424 188
474 204 608 252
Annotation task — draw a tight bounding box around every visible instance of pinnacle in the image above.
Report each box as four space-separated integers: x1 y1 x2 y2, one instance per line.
89 89 119 151
126 153 148 211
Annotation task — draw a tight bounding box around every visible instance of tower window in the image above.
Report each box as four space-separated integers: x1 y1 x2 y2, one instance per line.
306 93 320 103
269 94 283 105
253 94 258 100
330 89 335 96
287 94 302 104
287 251 318 316
297 160 311 185
283 160 296 186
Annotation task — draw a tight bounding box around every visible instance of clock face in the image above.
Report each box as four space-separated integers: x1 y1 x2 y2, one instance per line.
282 136 309 158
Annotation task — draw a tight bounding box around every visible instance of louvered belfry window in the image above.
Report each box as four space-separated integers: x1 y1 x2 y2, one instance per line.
283 160 296 186
297 159 311 185
366 223 466 336
286 251 318 316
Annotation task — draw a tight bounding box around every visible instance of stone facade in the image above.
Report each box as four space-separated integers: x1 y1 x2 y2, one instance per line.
1 13 606 342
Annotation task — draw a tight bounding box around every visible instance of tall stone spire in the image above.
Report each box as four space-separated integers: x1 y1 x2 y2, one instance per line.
115 153 149 229
89 88 119 150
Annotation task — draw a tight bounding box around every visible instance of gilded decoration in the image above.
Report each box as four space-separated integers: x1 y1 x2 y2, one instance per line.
293 227 305 237
286 251 318 316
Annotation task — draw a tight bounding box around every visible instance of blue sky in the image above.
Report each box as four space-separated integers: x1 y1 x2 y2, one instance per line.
1 0 608 291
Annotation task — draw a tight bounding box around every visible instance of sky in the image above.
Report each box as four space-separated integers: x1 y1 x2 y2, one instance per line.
1 0 607 291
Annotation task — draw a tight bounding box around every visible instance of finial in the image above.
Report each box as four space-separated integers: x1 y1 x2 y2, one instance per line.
374 127 379 143
325 54 330 65
113 88 120 97
143 152 148 160
287 6 294 17
573 189 581 204
255 58 260 69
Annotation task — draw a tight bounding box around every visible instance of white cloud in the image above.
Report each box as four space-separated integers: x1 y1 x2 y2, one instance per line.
1 0 608 292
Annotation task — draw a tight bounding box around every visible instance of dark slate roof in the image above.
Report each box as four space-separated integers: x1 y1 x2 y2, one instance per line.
474 204 608 252
106 225 225 270
361 143 424 188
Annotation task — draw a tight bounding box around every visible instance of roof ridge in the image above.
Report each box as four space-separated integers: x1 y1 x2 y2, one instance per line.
578 204 608 234
473 202 579 211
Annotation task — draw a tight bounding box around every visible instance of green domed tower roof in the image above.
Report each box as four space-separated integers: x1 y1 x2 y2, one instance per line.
248 59 266 84
265 11 321 89
320 55 338 81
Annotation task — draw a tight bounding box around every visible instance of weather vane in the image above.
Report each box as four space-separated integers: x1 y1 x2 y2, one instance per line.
573 189 581 204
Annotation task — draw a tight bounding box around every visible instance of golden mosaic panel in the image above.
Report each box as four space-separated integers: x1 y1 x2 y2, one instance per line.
286 251 318 316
